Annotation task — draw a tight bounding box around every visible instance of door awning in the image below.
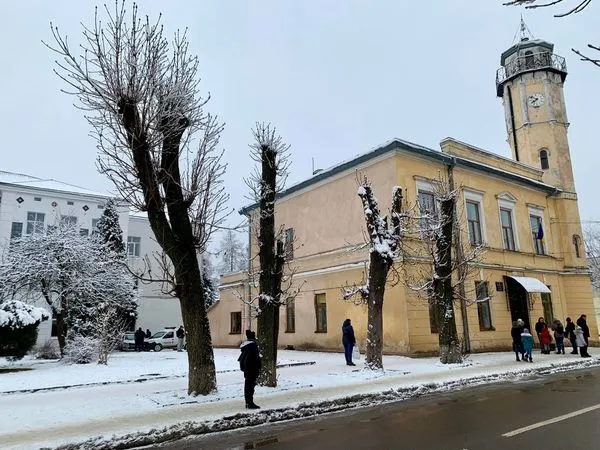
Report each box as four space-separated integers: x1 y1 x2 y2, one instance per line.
508 276 551 293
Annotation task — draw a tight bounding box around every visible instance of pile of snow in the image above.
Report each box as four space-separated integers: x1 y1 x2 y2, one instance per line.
0 300 48 329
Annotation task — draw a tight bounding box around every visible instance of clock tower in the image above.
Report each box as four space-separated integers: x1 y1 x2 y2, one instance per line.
496 23 574 193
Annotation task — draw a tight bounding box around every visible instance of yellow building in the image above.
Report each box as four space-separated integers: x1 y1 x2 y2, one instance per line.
209 34 597 354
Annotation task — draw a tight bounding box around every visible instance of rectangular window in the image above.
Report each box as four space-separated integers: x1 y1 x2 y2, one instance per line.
60 215 77 227
284 228 294 260
286 299 296 333
127 236 141 257
315 293 327 333
476 281 493 331
67 201 74 206
466 201 483 245
34 197 42 202
79 228 89 236
530 215 545 255
26 212 45 234
500 208 516 251
230 312 242 334
427 282 440 334
10 222 23 239
418 191 436 229
541 289 553 325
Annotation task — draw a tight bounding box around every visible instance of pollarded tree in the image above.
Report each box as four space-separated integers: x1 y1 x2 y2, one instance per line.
0 225 138 357
244 123 291 387
505 0 599 67
342 176 404 370
399 177 484 364
46 1 229 394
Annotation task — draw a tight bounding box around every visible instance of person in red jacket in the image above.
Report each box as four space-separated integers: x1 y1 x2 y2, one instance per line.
539 324 552 354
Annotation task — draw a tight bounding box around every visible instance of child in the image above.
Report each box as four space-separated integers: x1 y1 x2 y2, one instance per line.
521 328 534 363
554 320 565 355
539 324 552 354
575 325 591 358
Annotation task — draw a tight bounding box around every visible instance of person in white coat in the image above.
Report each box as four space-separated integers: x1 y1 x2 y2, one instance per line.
574 326 591 358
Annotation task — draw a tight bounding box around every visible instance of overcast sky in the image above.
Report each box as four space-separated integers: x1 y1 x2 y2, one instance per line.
1 1 598 228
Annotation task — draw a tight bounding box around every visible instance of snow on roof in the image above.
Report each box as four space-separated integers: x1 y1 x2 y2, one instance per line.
0 170 111 198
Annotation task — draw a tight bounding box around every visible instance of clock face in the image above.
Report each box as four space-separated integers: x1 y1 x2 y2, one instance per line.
528 93 545 108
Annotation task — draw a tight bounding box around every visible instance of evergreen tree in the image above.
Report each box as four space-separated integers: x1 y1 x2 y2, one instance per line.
202 257 219 308
94 199 125 256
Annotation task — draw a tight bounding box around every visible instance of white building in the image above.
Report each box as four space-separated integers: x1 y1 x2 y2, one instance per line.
0 170 182 343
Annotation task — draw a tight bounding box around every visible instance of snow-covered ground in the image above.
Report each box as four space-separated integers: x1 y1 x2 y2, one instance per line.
1 349 598 449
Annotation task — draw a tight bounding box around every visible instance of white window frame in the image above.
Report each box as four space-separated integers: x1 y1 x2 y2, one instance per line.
127 236 141 257
416 179 439 230
26 212 45 235
497 196 520 251
527 205 549 255
463 190 487 246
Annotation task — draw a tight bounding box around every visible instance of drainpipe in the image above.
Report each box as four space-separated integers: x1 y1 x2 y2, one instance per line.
448 159 471 353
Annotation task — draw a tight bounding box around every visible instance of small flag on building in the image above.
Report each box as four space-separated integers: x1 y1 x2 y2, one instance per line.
537 222 544 244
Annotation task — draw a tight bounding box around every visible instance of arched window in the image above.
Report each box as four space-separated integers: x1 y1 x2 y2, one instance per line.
525 50 534 69
573 234 582 258
540 149 549 170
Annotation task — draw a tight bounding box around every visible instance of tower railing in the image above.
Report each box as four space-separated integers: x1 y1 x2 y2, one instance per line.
496 52 567 94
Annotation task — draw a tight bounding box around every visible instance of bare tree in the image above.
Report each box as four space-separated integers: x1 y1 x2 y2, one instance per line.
504 0 599 67
342 176 404 370
583 224 600 288
96 305 130 365
45 1 229 395
399 177 485 364
243 123 291 387
217 230 248 274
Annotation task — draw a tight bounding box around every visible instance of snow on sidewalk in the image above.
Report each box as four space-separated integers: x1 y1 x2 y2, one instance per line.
1 349 598 449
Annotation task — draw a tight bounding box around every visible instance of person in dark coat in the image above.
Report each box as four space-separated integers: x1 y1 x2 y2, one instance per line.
134 327 145 352
176 326 185 352
576 315 591 356
565 317 577 355
511 321 525 362
534 317 545 352
342 318 356 366
576 314 590 347
239 330 261 409
145 329 152 339
553 320 565 355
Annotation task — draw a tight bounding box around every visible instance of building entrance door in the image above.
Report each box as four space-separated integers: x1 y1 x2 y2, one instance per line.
505 276 530 330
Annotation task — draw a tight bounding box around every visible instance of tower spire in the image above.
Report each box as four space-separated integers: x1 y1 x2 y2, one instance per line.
518 15 534 42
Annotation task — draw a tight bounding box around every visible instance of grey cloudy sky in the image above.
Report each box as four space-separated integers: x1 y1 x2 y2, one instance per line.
1 1 598 225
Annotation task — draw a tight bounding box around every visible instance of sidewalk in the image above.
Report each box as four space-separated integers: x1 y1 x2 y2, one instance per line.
2 349 599 449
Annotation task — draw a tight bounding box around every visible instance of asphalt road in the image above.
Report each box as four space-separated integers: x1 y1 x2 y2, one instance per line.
156 365 600 450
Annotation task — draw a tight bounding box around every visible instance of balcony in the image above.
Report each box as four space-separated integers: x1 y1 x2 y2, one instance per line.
496 52 567 96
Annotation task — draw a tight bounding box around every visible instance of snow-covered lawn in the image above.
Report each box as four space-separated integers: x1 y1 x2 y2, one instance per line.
1 349 598 449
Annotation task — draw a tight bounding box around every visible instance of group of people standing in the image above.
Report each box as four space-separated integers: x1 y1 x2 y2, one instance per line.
511 314 591 362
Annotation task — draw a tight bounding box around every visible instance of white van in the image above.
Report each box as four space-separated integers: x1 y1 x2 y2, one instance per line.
146 327 180 352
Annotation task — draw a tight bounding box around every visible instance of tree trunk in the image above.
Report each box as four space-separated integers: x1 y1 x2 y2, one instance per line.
256 144 283 387
435 198 462 364
55 311 66 358
177 251 217 395
366 255 388 370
